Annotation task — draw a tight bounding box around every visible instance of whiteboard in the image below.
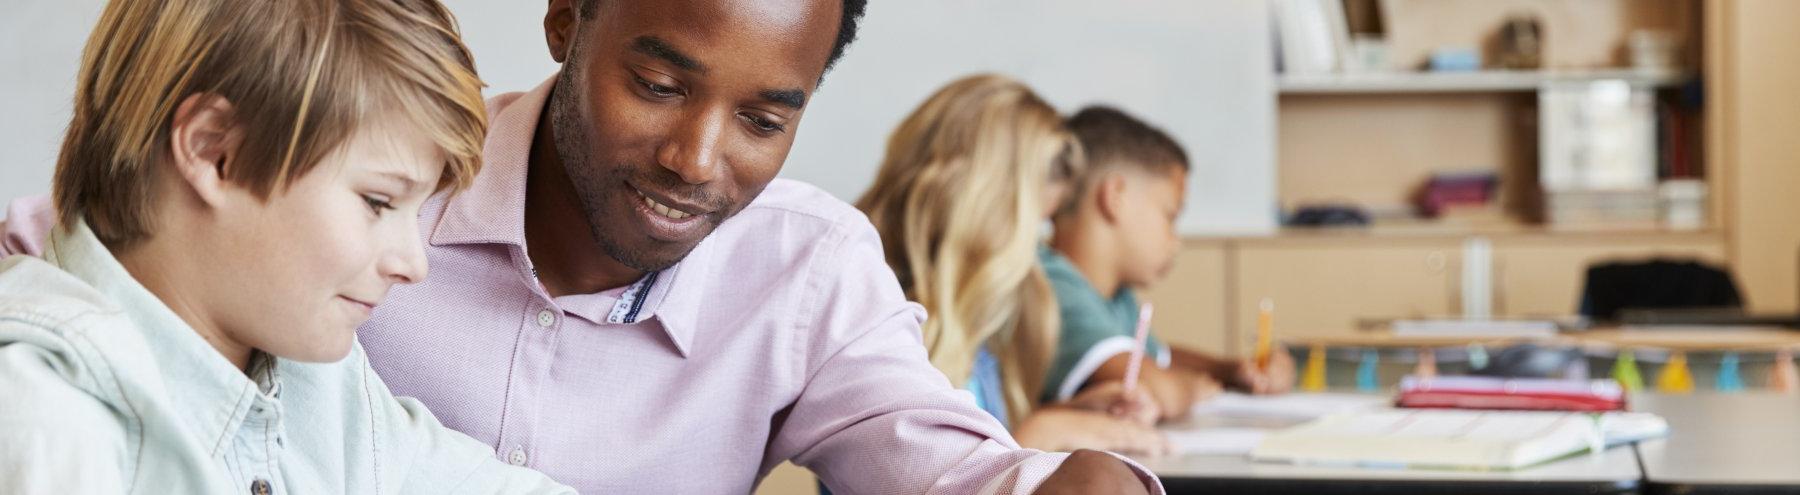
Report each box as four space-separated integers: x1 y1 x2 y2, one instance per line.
786 0 1278 234
1 0 1277 233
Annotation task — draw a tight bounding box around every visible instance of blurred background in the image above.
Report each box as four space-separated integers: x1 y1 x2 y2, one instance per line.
5 1 1798 492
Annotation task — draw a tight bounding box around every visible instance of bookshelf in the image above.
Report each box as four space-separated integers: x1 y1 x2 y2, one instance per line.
1151 0 1800 360
1278 68 1693 95
1272 0 1707 235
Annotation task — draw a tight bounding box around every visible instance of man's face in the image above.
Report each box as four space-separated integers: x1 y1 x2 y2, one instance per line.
544 0 840 272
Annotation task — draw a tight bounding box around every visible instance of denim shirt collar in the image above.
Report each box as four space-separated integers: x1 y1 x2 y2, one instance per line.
42 221 279 455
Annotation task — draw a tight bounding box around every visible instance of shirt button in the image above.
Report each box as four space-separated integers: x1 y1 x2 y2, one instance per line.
508 447 528 466
536 309 555 328
250 479 272 495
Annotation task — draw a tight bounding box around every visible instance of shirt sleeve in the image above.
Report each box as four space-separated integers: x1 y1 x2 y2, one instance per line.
1042 274 1136 402
0 341 129 494
1 194 54 258
351 346 576 495
765 220 1162 495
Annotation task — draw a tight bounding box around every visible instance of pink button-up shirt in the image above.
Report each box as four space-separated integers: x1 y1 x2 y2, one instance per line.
354 77 1158 494
0 76 1163 494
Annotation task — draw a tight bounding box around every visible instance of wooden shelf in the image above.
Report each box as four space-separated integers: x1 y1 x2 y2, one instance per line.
1278 69 1694 94
1183 220 1718 242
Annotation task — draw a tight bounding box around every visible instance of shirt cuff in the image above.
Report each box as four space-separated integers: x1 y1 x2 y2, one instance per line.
1111 451 1168 495
998 450 1166 494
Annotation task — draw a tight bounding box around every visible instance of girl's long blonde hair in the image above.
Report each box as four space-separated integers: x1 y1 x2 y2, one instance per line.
857 74 1079 425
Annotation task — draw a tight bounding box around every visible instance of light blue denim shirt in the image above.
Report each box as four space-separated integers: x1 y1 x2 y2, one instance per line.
0 221 573 494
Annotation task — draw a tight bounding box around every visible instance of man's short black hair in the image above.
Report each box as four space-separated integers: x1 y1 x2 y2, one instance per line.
578 0 867 74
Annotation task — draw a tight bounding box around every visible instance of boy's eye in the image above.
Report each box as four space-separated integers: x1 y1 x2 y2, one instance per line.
363 195 395 215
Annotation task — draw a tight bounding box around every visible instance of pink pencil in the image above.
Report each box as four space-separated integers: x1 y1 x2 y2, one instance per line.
1122 303 1154 393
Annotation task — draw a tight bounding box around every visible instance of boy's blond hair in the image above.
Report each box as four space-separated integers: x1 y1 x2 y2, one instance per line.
858 74 1081 425
56 0 487 247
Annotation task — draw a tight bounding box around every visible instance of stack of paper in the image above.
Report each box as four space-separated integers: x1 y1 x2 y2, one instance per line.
1189 392 1391 421
1250 409 1668 470
1165 428 1269 456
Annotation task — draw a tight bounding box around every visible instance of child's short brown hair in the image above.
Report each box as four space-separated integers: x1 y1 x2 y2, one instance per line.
1055 105 1189 218
56 0 487 247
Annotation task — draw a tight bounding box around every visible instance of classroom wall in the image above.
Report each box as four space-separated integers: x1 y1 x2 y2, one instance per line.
785 0 1279 234
0 1 1281 234
0 1 105 207
0 0 544 211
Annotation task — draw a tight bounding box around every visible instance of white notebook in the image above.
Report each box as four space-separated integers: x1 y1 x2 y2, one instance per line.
1189 392 1390 421
1250 410 1604 470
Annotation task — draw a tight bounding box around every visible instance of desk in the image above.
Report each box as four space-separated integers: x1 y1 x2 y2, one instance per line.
1634 393 1800 494
1138 397 1643 495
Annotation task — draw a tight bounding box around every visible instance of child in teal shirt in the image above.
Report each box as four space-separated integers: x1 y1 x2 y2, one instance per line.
1042 106 1296 419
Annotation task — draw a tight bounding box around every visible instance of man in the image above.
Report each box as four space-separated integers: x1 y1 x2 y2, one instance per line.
343 0 1161 493
1 0 1161 492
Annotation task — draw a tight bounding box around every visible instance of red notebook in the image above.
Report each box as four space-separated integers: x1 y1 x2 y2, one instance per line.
1396 375 1626 412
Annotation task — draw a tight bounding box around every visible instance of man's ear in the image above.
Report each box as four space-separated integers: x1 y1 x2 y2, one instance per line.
545 0 580 63
167 93 242 209
1094 172 1129 225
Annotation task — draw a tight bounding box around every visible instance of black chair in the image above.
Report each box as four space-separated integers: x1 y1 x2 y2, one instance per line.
1577 258 1744 323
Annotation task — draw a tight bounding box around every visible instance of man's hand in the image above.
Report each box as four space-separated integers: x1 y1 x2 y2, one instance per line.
1032 449 1153 495
1234 343 1296 395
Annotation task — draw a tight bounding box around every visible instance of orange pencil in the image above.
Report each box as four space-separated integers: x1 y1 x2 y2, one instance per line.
1254 298 1274 370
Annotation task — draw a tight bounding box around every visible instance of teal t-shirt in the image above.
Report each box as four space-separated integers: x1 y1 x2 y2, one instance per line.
1039 245 1168 403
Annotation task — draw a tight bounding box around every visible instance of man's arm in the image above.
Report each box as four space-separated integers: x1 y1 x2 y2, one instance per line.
1033 450 1152 495
0 195 54 258
768 222 1161 494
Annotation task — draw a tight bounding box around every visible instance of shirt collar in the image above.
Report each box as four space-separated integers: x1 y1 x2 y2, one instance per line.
43 221 274 454
581 241 708 358
429 75 557 248
638 247 707 358
430 73 706 358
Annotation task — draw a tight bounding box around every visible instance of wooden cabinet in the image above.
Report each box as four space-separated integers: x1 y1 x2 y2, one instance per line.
1141 241 1231 356
1231 238 1459 351
1149 231 1730 358
1493 232 1727 317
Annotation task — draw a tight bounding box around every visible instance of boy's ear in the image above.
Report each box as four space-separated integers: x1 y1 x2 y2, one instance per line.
167 93 244 210
1095 172 1129 225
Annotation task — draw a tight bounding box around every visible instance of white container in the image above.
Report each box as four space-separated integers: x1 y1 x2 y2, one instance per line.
1659 179 1708 230
1630 30 1681 72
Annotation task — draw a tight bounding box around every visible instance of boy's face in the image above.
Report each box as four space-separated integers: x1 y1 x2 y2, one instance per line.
209 119 441 363
1115 166 1186 287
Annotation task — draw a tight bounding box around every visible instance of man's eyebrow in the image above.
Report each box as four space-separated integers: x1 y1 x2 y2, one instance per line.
759 89 807 110
631 35 704 73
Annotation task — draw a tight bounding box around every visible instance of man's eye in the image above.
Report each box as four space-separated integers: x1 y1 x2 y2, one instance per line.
741 113 785 134
637 77 681 97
